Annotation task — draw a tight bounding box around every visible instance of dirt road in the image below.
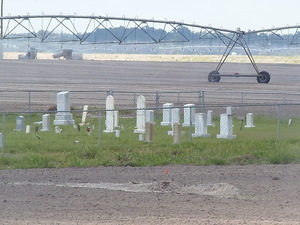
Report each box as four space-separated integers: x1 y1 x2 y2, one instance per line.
0 165 300 225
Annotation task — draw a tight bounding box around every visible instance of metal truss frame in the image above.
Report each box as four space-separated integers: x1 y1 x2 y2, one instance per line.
1 14 300 83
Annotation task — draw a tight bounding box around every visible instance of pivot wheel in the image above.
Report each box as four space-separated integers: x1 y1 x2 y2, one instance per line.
257 71 270 83
208 70 221 82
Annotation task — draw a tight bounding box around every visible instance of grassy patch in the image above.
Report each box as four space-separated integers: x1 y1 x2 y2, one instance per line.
0 113 299 169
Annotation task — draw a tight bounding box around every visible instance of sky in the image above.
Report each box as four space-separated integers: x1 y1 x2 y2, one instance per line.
3 0 300 31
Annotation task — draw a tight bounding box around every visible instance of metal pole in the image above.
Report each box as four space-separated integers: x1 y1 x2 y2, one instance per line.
1 0 3 40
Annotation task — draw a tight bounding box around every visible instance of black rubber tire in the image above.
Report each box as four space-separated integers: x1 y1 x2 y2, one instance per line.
257 71 270 83
208 70 221 82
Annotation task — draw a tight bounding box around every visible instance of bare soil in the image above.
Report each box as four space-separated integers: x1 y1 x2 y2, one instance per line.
1 165 300 224
0 59 300 224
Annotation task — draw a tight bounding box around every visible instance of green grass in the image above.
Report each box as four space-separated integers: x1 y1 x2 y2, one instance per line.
0 113 299 169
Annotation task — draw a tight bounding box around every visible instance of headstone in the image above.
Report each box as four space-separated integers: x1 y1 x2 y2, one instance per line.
79 105 89 126
53 91 75 125
168 108 180 135
138 134 144 141
115 130 120 138
245 113 255 128
134 95 146 134
192 113 211 138
173 123 182 144
114 111 119 128
104 95 115 133
55 126 62 134
182 104 195 127
16 116 25 131
207 110 215 127
146 110 155 124
160 103 173 126
217 114 236 139
145 122 154 143
26 125 31 134
41 114 51 131
226 106 232 115
87 127 92 136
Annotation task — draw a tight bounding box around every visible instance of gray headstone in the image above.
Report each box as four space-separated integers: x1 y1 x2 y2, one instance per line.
245 113 255 128
182 104 195 127
207 110 215 127
160 103 173 126
134 95 146 134
217 114 236 139
79 105 89 126
41 114 51 131
53 91 75 125
104 95 115 133
146 110 155 124
16 116 25 131
192 113 211 138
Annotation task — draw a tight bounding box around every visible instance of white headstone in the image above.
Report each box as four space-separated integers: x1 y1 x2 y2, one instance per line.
168 108 180 135
79 105 89 126
55 126 62 134
41 114 51 131
207 110 215 127
245 113 255 128
53 91 75 125
182 104 195 127
134 95 146 134
192 113 211 138
160 103 173 126
217 114 236 139
25 125 31 134
226 106 232 115
16 116 25 131
114 111 119 128
146 110 155 124
104 95 115 133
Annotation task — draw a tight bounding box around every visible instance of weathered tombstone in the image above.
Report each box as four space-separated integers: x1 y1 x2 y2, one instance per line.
138 134 144 141
25 125 31 134
41 114 51 131
53 91 75 125
146 110 155 124
104 95 115 133
182 104 195 127
115 130 120 138
207 110 215 127
160 103 173 126
16 116 25 131
79 105 89 126
168 108 180 135
245 113 255 128
173 123 182 144
192 113 211 138
134 95 146 134
145 122 154 143
226 106 232 115
217 114 236 139
114 111 119 128
55 126 62 134
87 127 92 136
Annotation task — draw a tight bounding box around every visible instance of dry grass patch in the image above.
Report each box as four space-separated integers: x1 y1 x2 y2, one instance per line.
4 52 300 64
